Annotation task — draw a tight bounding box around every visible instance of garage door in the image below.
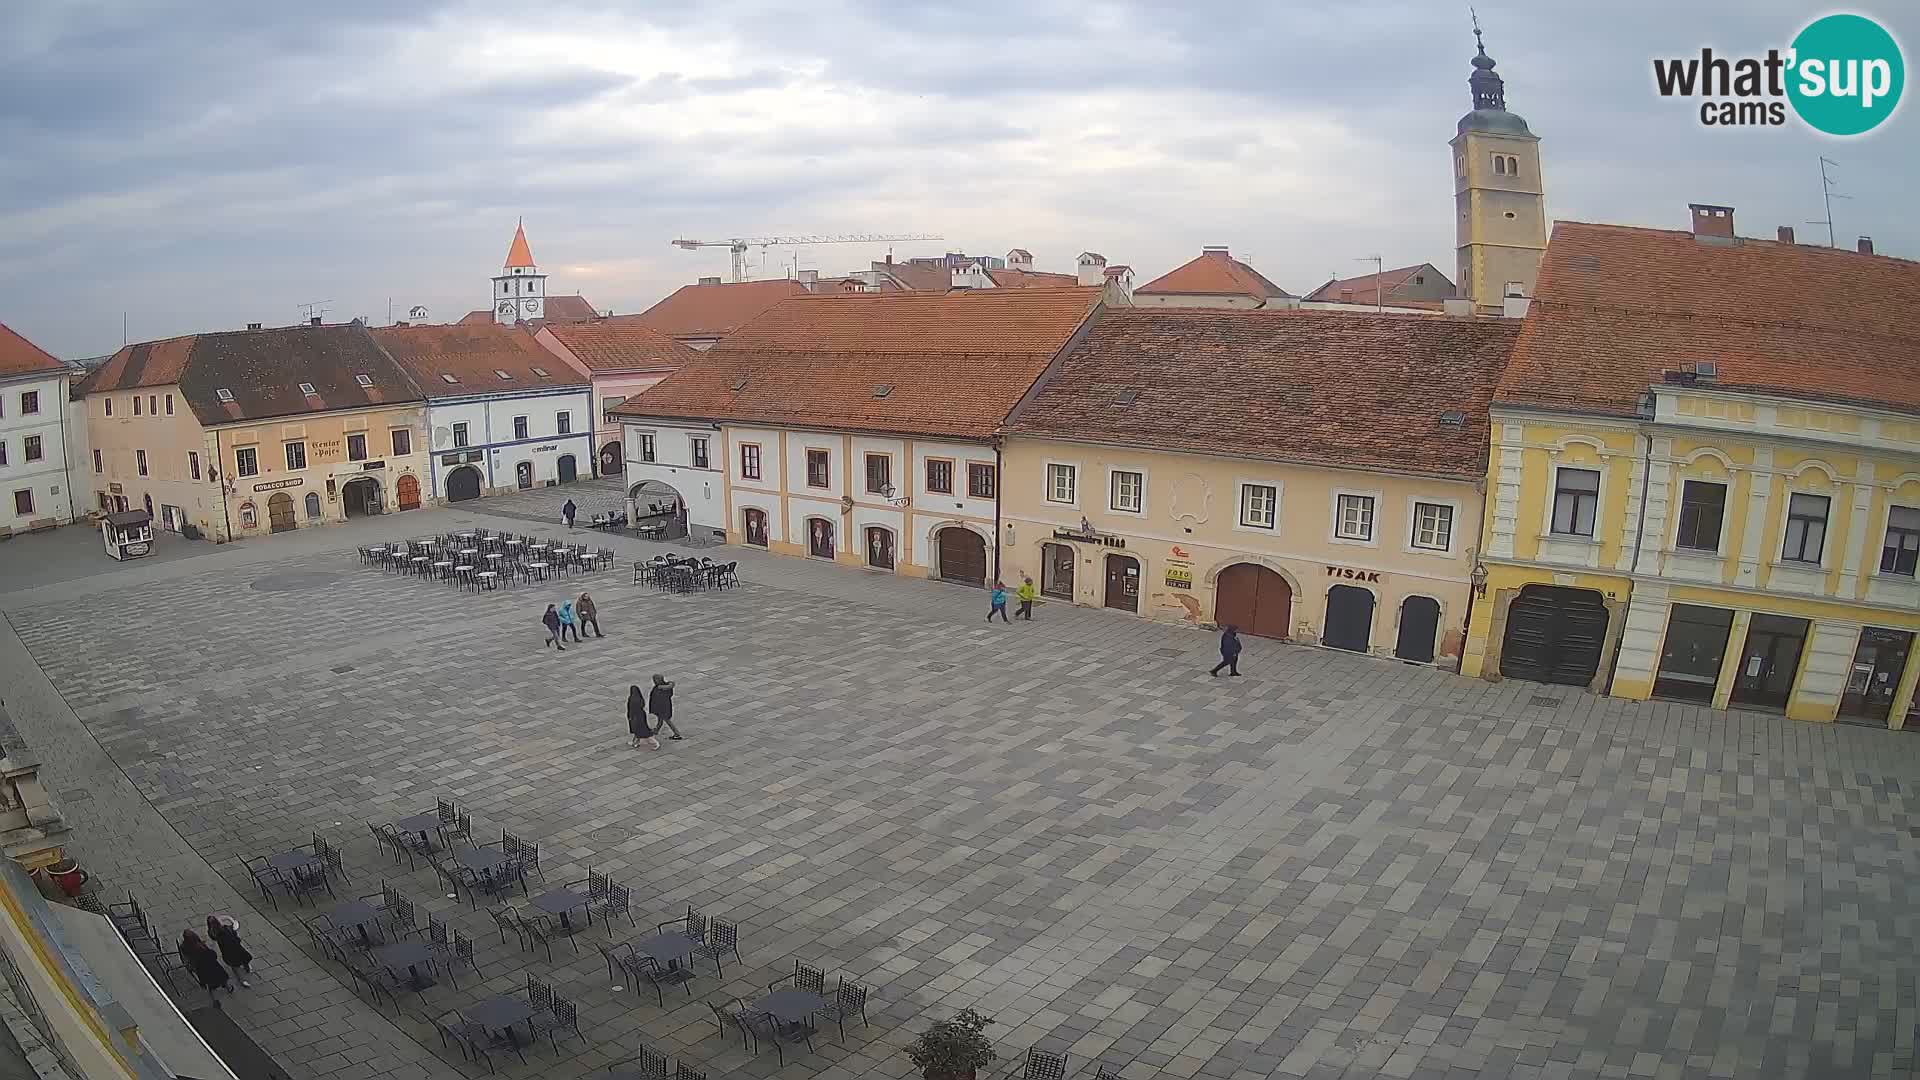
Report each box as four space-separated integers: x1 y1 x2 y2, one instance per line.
937 528 987 586
1215 563 1292 640
1499 585 1609 686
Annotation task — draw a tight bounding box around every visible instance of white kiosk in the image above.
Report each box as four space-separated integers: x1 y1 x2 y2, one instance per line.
101 509 153 560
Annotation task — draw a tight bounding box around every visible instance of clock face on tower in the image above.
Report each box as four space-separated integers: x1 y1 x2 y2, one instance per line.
496 300 516 316
522 299 540 313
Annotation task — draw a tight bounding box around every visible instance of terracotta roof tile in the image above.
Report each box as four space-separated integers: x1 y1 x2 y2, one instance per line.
539 295 599 322
616 287 1101 440
879 263 953 292
81 334 197 396
988 268 1080 288
543 316 701 373
1498 221 1920 418
1303 264 1446 304
1136 249 1292 301
636 279 810 340
0 322 66 377
373 322 586 396
1007 308 1518 479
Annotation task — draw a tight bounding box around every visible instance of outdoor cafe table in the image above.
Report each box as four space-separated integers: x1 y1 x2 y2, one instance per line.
458 547 478 559
466 994 535 1045
456 846 514 892
265 850 321 874
393 811 443 851
530 887 589 932
325 900 383 945
633 931 700 981
374 940 436 990
756 989 828 1028
527 561 549 581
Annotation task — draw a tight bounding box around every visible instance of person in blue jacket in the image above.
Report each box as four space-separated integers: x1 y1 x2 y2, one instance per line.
1210 625 1243 677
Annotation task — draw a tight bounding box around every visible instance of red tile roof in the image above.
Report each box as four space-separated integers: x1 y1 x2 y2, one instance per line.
1498 221 1920 418
988 267 1080 288
539 295 599 322
372 322 586 397
1007 308 1519 479
542 316 701 374
1135 249 1292 301
636 279 810 341
0 322 65 377
1303 264 1445 304
456 309 495 326
616 287 1102 440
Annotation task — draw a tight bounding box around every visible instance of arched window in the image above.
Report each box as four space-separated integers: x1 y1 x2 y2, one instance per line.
1492 154 1507 175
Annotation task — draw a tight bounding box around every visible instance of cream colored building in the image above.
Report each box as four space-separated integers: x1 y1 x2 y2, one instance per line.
1002 308 1519 667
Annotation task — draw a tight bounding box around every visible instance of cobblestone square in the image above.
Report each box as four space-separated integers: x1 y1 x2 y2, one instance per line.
2 489 1918 1079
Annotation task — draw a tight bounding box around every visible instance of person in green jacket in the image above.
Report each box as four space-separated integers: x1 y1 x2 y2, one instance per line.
1015 575 1038 620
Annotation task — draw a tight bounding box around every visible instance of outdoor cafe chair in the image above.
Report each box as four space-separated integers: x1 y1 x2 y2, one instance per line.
614 1045 671 1079
818 977 870 1041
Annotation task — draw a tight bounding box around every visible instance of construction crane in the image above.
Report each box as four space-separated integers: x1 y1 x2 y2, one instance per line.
671 234 944 283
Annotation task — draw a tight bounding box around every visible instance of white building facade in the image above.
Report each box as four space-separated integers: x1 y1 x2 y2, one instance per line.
425 388 595 501
0 367 75 536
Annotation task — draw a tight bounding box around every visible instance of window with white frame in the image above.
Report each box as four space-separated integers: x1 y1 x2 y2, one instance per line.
1045 463 1076 504
691 437 710 469
1240 484 1277 529
347 433 367 461
1882 506 1920 577
1550 467 1600 536
639 434 657 463
452 422 469 448
1782 492 1830 564
235 446 258 477
1335 493 1375 541
1411 502 1453 551
739 443 761 479
1109 470 1143 513
284 440 306 470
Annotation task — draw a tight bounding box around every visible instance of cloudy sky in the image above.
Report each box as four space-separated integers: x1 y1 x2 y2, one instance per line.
3 1 1913 358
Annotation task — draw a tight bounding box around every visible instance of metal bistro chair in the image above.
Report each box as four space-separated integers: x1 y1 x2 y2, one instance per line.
632 956 688 1007
742 1007 812 1067
597 941 651 993
1020 1048 1069 1080
769 960 825 996
673 1063 706 1080
242 856 284 907
439 809 474 849
284 860 335 905
514 910 569 962
818 977 870 1041
613 1045 670 1080
705 1000 759 1053
693 917 740 974
487 905 525 948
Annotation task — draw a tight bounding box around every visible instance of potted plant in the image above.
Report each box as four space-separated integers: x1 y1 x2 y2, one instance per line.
906 1007 997 1080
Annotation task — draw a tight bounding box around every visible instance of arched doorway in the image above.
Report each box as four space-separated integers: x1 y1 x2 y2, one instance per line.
1040 542 1075 600
1324 585 1375 653
515 461 534 489
936 527 987 586
1104 554 1140 612
445 466 482 502
304 492 322 520
866 526 896 570
599 441 623 475
267 492 296 533
1214 563 1292 640
743 508 768 547
341 477 381 517
1395 596 1442 663
396 473 421 511
557 454 578 483
1499 585 1609 686
631 480 685 539
806 517 835 559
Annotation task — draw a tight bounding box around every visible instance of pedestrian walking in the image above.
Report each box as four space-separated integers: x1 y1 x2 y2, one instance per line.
648 674 682 740
541 604 566 650
1016 575 1037 620
627 685 659 750
1209 625 1243 677
563 498 578 530
558 600 582 642
207 916 254 987
987 581 1010 623
179 930 232 1004
576 592 604 638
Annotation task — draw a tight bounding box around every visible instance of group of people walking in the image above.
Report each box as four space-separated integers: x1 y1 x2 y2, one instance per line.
627 676 680 750
541 592 602 650
179 916 254 1005
987 575 1039 622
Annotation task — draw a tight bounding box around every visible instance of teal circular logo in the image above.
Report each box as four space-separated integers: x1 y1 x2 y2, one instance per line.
1787 13 1904 135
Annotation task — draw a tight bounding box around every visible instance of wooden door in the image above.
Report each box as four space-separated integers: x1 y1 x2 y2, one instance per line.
937 528 987 586
866 527 895 570
1499 586 1609 686
1104 554 1139 612
1323 585 1375 652
1214 563 1291 640
267 492 296 533
446 467 481 502
396 473 420 511
1394 596 1442 663
743 508 768 547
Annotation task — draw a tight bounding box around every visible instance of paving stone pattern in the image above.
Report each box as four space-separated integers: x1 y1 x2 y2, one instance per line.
2 489 1919 1079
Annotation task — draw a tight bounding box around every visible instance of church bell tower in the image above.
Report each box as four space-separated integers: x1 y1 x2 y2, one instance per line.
1450 24 1547 314
491 219 547 324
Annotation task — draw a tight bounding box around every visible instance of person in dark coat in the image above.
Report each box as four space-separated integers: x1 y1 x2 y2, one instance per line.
179 930 232 1002
563 499 578 530
627 685 659 750
542 604 566 650
649 674 682 740
1210 625 1244 677
577 592 604 638
207 916 254 987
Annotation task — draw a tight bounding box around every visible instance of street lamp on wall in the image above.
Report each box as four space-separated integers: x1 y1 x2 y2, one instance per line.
1471 562 1489 597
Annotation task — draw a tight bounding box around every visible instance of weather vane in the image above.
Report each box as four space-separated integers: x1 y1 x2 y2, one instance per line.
1471 6 1485 51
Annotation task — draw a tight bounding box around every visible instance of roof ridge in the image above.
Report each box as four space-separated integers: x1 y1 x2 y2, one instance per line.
1530 297 1920 350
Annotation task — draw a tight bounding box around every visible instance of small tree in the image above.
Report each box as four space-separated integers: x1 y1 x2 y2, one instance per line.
906 1008 997 1079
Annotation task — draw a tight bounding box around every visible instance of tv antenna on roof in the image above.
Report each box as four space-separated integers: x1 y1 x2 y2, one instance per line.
1355 254 1385 313
1807 156 1850 248
298 300 334 323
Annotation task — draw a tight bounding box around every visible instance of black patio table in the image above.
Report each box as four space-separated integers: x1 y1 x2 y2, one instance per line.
456 846 514 892
325 900 383 945
393 811 442 851
633 931 700 982
374 940 435 990
757 988 827 1027
466 994 536 1045
266 850 321 874
530 886 589 931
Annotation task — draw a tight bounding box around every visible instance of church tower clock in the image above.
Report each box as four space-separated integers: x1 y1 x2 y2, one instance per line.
491 219 546 324
1450 25 1547 315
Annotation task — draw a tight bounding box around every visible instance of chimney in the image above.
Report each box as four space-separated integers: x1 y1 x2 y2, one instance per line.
309 316 323 326
1688 203 1736 242
246 322 263 330
1076 251 1107 287
697 276 721 286
1777 226 1795 244
1858 236 1875 255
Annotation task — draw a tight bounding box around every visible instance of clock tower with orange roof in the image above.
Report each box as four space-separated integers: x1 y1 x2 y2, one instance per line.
491 219 547 324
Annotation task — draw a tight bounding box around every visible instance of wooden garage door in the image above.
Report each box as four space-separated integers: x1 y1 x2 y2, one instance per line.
1499 585 1609 686
937 528 987 586
1214 563 1292 640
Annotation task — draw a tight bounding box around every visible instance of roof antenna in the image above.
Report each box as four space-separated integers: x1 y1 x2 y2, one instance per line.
1355 254 1384 313
1806 156 1850 248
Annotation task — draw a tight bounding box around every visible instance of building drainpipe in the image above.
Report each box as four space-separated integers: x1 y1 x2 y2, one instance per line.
56 377 75 524
991 438 1004 583
1602 421 1656 695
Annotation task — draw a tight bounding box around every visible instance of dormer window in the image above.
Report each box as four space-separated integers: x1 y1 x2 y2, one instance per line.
495 369 512 380
215 388 235 403
440 373 459 384
298 382 317 395
355 373 373 388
